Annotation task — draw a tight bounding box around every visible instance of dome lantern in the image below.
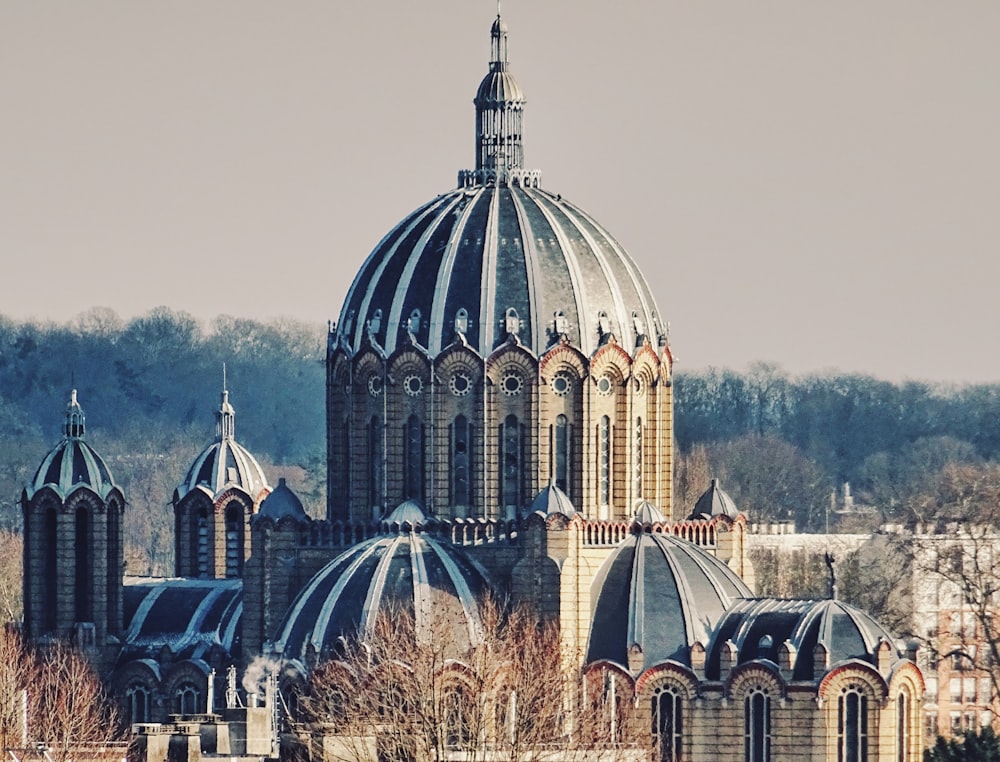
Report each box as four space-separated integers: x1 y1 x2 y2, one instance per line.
460 12 541 189
65 388 85 439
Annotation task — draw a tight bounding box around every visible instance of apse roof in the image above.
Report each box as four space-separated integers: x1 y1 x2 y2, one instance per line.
121 577 242 664
271 532 491 664
586 532 753 673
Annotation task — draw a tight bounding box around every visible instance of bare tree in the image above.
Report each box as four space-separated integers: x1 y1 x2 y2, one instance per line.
0 627 125 761
294 600 627 762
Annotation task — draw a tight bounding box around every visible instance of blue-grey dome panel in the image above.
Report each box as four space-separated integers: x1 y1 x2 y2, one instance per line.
337 186 664 359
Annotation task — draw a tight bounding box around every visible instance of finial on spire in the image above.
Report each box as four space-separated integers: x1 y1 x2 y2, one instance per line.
216 366 236 441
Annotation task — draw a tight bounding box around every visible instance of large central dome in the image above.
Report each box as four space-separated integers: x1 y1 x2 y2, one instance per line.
326 14 674 524
337 185 663 357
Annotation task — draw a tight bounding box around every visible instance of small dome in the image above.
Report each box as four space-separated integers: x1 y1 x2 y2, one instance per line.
529 482 576 518
587 533 752 673
633 500 666 524
689 478 740 520
271 534 491 664
257 478 309 523
382 499 431 528
177 438 269 502
707 598 903 681
176 388 269 503
476 70 524 104
26 390 117 500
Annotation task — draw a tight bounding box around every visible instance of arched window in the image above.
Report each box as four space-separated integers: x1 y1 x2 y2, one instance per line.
501 415 521 513
838 686 868 762
75 505 92 622
45 505 58 630
896 689 910 762
494 687 515 747
652 685 683 762
443 685 470 750
404 415 425 501
368 415 383 511
745 687 772 762
554 414 569 493
175 681 201 716
599 416 611 511
633 417 643 498
452 415 472 509
224 503 243 578
602 671 628 746
126 684 151 725
196 507 209 577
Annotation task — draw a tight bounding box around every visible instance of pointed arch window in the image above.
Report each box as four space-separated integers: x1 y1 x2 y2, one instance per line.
44 504 58 631
633 417 643 498
554 414 569 493
224 503 243 578
501 415 522 512
126 684 151 724
369 415 383 511
75 505 93 622
838 686 868 762
745 687 772 762
452 415 472 509
652 685 683 762
599 416 611 510
404 415 425 502
196 507 209 578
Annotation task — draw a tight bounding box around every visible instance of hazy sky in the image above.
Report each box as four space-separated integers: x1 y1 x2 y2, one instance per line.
2 1 997 383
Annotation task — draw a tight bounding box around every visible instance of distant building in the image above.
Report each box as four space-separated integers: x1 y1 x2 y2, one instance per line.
19 10 922 762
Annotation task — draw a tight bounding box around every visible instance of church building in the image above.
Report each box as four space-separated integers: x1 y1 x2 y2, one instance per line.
21 10 923 762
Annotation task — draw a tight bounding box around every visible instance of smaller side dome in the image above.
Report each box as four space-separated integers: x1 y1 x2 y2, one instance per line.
707 598 903 681
689 478 740 520
587 533 752 673
271 534 492 664
633 500 666 524
26 390 117 500
257 478 309 523
176 387 269 503
528 482 576 518
382 499 431 529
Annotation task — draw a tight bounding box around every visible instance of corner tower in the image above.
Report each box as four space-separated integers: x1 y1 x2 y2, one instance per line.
173 383 270 578
22 390 125 649
327 13 673 524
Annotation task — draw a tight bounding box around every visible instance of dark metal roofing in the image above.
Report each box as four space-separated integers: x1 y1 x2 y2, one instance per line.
257 478 309 523
27 438 117 500
336 186 664 359
706 598 902 681
689 478 740 520
271 533 491 663
121 577 242 663
586 533 752 673
528 482 576 517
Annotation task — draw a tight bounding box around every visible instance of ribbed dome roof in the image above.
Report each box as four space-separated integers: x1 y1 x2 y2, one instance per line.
336 186 664 359
257 478 309 523
176 388 269 503
707 598 902 681
633 501 666 524
529 482 576 518
476 70 524 103
587 533 752 673
689 478 740 520
271 532 491 663
26 390 117 500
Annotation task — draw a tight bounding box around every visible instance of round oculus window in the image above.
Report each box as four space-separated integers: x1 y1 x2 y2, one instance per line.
404 374 423 396
449 372 472 396
633 377 645 395
367 375 383 397
596 375 613 396
501 372 523 396
551 373 572 397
